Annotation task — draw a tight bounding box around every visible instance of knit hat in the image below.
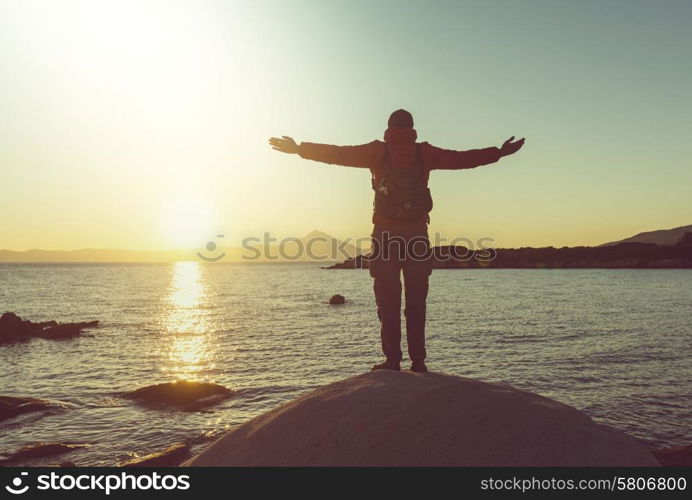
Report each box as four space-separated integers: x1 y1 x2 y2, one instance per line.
387 109 414 128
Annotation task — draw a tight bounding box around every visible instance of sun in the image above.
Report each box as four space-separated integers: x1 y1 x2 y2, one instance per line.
161 198 215 249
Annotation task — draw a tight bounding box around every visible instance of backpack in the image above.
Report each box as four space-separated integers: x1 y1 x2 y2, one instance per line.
372 144 433 221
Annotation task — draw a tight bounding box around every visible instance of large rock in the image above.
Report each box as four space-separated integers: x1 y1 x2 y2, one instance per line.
122 381 233 410
184 371 659 466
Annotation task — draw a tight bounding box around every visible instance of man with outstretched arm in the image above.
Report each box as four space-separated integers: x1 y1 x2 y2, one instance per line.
270 109 524 372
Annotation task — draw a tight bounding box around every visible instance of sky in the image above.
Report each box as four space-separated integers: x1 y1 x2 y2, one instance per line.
1 0 691 251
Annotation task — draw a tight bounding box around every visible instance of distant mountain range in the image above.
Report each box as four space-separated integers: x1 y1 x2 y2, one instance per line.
601 224 692 246
0 230 362 263
1 225 690 263
0 248 193 263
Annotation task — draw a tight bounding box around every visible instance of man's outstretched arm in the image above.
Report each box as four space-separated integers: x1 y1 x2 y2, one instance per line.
269 136 380 169
428 136 525 170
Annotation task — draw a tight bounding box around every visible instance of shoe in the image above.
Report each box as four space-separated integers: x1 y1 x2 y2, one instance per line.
411 360 428 373
371 360 401 371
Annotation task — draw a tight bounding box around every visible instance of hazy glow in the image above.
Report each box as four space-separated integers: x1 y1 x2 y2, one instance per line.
161 198 215 249
1 0 691 251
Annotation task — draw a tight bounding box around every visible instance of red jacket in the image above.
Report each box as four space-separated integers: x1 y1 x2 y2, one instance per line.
298 126 502 225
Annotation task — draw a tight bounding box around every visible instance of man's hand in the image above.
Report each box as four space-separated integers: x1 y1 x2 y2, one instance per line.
499 136 525 157
269 136 300 154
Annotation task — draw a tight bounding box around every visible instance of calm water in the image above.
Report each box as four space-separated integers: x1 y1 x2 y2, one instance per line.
1 263 690 466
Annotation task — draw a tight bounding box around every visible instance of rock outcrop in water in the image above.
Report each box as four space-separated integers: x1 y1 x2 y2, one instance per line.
0 442 90 465
328 294 346 305
0 395 71 422
122 381 233 411
184 371 659 466
120 443 191 467
0 312 98 342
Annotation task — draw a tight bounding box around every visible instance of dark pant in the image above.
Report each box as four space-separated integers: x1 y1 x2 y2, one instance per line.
368 223 432 363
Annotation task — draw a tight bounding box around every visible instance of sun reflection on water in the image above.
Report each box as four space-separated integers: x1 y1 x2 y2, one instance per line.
163 261 217 379
169 261 203 306
166 261 207 334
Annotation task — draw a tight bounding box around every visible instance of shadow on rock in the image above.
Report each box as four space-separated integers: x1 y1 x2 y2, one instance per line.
652 444 692 466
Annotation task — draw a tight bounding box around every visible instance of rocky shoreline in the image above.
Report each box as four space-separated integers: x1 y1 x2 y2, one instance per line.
0 379 234 466
1 312 689 467
325 240 692 269
2 372 690 467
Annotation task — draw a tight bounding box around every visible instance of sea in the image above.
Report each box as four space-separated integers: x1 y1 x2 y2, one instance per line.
1 263 690 465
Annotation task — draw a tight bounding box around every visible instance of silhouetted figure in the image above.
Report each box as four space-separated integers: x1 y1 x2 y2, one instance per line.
270 109 524 372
